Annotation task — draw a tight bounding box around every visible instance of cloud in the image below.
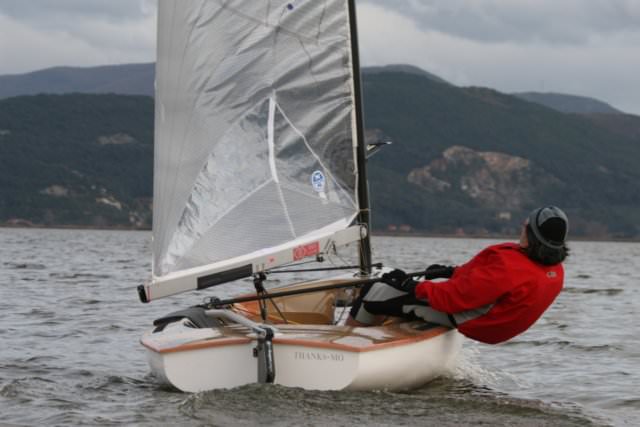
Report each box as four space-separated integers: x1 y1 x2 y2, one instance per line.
357 2 640 114
0 0 155 23
0 1 638 114
360 0 640 45
0 0 155 74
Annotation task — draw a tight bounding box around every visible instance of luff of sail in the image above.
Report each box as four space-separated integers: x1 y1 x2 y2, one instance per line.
148 1 364 300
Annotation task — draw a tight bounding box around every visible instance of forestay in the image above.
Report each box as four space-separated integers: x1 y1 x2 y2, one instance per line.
147 1 364 300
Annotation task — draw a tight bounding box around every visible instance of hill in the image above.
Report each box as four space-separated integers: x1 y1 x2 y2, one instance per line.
0 63 450 99
513 92 622 114
0 63 155 99
0 94 153 227
1 62 625 115
362 64 450 85
2 74 640 238
363 73 640 238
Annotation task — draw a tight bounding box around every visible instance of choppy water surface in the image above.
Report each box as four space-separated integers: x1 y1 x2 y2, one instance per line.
1 228 638 426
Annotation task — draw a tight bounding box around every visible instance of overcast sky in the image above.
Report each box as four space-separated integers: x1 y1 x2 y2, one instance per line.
1 0 639 114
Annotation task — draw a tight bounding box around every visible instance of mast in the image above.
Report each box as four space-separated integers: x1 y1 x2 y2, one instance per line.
348 0 372 274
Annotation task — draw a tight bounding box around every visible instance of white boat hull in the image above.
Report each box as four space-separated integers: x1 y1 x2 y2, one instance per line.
142 320 463 392
273 328 462 391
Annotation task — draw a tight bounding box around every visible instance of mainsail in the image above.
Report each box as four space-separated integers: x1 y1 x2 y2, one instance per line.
143 0 368 301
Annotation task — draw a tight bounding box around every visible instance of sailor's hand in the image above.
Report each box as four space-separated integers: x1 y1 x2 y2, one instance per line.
424 264 456 280
381 269 417 294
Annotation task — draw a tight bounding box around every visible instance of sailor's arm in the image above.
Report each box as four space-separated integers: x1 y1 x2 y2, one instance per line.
415 252 510 313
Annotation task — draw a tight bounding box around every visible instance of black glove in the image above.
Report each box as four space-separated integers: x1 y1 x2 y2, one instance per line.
423 264 456 280
381 269 417 293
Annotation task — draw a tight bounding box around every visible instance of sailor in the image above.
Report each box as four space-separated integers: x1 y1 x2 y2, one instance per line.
347 206 569 344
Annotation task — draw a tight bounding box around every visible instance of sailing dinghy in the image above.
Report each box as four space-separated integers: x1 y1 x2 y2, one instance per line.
139 0 462 392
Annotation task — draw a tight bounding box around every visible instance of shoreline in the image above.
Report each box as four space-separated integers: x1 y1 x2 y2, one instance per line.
2 224 638 243
373 230 640 243
0 223 150 232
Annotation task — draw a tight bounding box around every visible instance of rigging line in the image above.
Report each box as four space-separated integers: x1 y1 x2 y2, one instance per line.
262 227 370 272
266 292 289 324
332 250 357 269
326 252 340 268
258 292 268 321
266 265 362 274
266 259 320 272
255 279 289 324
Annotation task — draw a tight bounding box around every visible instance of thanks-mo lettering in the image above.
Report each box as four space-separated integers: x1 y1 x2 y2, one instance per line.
294 351 344 362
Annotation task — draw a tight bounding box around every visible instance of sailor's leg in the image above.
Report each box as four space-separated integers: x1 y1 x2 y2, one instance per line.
401 304 456 328
348 282 421 325
403 303 494 329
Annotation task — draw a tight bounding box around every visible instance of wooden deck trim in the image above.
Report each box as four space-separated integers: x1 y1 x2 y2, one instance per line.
273 326 451 353
142 337 252 354
143 326 452 354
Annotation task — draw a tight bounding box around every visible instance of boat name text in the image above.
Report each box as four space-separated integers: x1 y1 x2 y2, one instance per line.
294 351 344 362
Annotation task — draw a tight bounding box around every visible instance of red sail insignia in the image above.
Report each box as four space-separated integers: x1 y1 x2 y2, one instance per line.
292 242 320 261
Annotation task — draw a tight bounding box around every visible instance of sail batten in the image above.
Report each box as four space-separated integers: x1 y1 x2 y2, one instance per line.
152 1 363 298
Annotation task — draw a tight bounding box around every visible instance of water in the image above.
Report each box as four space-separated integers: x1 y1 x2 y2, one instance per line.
1 228 638 426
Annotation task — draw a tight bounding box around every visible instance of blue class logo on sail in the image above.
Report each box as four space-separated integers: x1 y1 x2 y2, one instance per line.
311 170 326 193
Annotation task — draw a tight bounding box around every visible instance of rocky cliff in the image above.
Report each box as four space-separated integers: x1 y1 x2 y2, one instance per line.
407 146 563 213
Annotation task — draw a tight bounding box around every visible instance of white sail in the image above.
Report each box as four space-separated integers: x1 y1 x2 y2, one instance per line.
149 0 363 299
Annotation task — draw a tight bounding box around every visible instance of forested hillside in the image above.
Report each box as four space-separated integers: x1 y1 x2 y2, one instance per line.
0 94 153 227
1 71 639 238
363 72 640 238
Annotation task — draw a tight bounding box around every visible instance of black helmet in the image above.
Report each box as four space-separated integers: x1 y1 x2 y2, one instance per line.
527 206 568 249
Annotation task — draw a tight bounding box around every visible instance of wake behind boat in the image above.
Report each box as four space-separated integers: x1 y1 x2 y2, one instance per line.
139 0 462 392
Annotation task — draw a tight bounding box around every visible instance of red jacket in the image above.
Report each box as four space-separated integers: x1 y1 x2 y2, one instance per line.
414 243 563 344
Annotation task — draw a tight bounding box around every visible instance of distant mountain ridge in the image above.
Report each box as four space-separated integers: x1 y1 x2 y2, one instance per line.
513 92 622 114
362 64 450 85
0 63 155 99
1 63 625 115
1 66 639 238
